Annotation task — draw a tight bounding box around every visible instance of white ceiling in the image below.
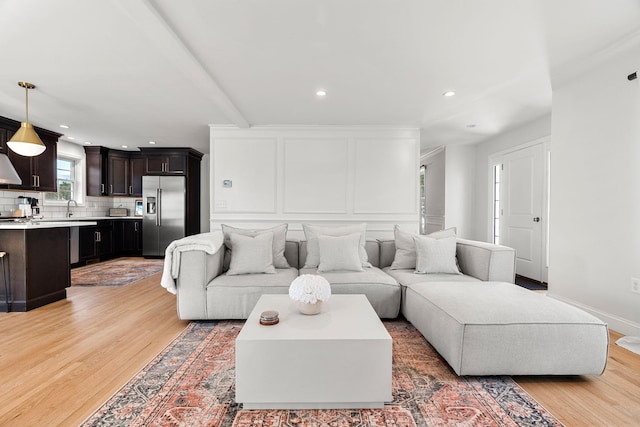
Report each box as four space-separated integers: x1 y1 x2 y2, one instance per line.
0 0 639 154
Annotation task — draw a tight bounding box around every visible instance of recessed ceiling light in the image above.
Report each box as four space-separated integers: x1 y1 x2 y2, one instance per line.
443 91 456 97
316 90 327 97
67 136 75 140
59 124 69 129
121 145 128 149
84 141 92 145
148 141 156 145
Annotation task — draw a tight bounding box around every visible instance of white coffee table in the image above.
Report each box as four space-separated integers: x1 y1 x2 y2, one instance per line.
235 294 392 409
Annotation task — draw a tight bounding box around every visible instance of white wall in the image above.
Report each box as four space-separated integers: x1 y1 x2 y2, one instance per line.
210 126 420 239
200 153 210 232
471 115 551 241
548 41 640 335
444 144 476 239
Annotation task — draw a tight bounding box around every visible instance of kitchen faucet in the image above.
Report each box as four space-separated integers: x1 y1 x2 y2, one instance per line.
66 199 78 218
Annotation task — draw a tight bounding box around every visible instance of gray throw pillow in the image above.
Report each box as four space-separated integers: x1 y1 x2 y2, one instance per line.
302 223 371 269
227 232 276 275
390 225 456 269
414 235 461 274
222 223 289 269
317 233 365 273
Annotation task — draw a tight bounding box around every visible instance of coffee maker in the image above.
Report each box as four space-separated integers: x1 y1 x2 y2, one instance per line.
17 197 32 217
16 196 39 217
31 197 40 216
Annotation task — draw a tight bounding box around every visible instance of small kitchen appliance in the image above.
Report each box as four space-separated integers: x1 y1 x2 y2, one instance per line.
17 196 33 217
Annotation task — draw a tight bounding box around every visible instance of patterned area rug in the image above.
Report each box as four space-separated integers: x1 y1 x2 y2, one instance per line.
71 258 165 286
81 320 562 426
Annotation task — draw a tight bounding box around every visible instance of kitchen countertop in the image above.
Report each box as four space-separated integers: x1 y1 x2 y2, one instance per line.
0 216 142 229
0 220 98 230
39 216 141 221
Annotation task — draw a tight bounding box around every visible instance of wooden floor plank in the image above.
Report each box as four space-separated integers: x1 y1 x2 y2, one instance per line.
0 269 639 426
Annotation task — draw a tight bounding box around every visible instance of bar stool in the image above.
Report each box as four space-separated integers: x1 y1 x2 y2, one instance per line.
0 252 9 312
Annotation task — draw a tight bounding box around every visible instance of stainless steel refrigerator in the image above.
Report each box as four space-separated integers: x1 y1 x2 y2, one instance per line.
142 175 186 256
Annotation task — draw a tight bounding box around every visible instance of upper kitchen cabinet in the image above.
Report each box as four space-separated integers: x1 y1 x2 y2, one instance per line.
84 147 202 199
129 153 145 197
84 146 108 196
0 127 9 154
84 146 144 197
140 148 201 175
0 116 61 192
107 150 130 196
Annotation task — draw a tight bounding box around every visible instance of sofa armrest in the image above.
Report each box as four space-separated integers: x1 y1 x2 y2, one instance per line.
456 238 516 283
175 240 225 319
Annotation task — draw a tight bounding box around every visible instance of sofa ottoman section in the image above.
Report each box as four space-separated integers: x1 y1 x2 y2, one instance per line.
403 281 609 376
384 268 480 316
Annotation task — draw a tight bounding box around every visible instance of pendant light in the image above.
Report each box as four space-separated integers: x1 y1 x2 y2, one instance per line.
7 81 46 157
0 153 21 184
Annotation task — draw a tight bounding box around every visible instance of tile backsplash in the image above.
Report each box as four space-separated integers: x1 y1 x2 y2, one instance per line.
0 190 138 219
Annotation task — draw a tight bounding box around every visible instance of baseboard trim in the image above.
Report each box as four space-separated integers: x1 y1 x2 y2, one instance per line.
547 292 640 336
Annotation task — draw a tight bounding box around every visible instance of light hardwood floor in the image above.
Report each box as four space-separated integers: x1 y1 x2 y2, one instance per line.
0 272 639 426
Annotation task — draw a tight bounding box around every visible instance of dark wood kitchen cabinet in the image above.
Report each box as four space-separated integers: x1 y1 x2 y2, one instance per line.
0 116 61 192
0 227 70 312
85 147 144 197
129 153 145 197
113 219 142 254
84 146 108 196
75 219 141 266
143 150 187 174
107 151 130 196
0 127 9 154
78 220 113 263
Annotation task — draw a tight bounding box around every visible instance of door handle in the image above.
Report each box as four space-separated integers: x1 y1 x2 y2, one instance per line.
155 188 161 227
157 188 162 227
533 217 541 223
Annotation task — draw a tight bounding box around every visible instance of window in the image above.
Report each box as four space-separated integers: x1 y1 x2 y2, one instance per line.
45 157 77 201
420 165 426 234
493 164 502 245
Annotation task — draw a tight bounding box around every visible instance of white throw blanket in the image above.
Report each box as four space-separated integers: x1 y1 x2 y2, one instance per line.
616 336 640 356
160 231 224 294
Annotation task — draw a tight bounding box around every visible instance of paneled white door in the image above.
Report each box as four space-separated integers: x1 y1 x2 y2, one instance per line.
500 144 544 281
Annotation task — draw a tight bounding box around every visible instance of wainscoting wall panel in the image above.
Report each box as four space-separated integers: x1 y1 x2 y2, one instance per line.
210 126 420 239
354 138 418 214
212 137 277 213
283 138 349 214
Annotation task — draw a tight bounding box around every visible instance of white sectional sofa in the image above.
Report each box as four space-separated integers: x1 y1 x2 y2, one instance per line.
165 238 401 319
160 225 609 376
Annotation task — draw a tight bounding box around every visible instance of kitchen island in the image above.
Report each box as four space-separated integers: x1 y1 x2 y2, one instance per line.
0 221 96 312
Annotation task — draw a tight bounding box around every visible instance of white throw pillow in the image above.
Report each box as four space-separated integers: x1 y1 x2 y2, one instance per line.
317 233 365 273
414 235 461 274
227 232 276 275
302 223 371 269
222 223 289 269
391 225 456 270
